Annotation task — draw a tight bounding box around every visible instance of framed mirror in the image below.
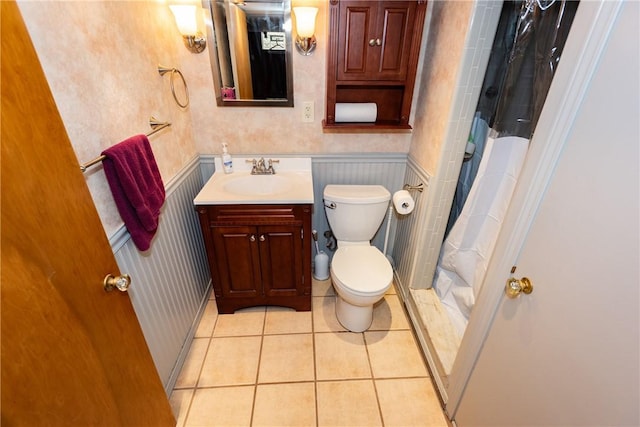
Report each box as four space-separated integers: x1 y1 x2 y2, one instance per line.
203 0 294 107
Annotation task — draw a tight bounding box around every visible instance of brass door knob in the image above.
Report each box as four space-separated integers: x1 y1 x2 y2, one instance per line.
505 277 533 298
104 274 131 292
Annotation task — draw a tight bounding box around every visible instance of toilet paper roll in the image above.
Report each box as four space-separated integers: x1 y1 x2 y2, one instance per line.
335 103 377 123
393 190 415 215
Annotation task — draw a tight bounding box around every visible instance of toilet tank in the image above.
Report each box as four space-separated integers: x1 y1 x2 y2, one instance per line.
323 185 391 243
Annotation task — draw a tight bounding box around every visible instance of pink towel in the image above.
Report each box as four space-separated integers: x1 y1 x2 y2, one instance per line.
102 134 165 251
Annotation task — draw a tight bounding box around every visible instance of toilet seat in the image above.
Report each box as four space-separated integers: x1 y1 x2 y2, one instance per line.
331 246 392 296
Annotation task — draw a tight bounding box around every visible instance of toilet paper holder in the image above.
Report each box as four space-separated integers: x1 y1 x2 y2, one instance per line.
402 183 424 192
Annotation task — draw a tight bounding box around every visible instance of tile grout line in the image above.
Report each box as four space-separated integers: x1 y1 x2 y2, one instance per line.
362 330 386 427
181 295 219 427
249 307 267 426
312 293 320 427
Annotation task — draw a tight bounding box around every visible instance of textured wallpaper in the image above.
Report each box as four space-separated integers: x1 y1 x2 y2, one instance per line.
189 0 414 157
18 0 199 236
17 0 473 238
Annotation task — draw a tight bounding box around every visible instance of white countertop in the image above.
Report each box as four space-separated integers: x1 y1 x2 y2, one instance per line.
193 157 314 205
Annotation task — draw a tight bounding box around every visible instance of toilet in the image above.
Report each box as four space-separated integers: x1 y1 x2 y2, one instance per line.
323 185 393 332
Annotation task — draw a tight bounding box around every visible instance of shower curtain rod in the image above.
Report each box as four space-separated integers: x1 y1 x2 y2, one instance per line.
80 117 171 172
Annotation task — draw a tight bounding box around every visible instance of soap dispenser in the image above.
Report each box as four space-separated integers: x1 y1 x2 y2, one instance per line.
221 143 233 174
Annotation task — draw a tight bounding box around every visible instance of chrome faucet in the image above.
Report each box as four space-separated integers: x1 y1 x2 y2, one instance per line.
246 157 279 175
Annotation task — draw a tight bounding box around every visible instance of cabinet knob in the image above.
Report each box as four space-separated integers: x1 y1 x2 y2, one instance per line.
259 235 266 242
369 38 376 46
250 235 256 242
376 38 382 46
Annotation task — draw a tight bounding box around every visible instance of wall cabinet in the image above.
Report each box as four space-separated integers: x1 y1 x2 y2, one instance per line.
196 204 312 314
324 0 427 132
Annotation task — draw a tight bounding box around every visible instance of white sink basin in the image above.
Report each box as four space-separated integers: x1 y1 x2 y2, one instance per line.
223 174 293 196
194 157 314 205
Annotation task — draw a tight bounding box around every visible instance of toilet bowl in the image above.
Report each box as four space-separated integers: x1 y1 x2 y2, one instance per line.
331 245 393 332
323 184 393 332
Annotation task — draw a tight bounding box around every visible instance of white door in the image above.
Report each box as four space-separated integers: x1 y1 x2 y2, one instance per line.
453 1 639 425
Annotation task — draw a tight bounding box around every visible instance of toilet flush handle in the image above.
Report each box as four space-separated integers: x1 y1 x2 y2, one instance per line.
324 201 336 209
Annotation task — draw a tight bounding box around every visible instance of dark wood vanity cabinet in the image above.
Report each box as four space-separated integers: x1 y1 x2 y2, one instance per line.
196 204 312 314
324 0 427 131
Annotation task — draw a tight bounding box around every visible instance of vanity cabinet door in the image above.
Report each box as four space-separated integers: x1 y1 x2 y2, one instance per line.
196 204 312 313
337 1 418 82
210 225 262 299
258 224 304 298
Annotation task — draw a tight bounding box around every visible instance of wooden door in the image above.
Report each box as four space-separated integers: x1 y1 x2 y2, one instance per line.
454 2 639 425
0 2 175 425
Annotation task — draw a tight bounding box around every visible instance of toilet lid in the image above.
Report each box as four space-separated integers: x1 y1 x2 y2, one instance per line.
331 246 393 294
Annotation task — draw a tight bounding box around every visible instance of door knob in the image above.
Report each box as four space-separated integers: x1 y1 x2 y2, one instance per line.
104 274 131 292
505 277 533 298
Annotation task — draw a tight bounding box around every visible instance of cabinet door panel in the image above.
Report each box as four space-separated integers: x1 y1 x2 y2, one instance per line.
259 225 303 297
338 2 377 80
337 1 416 81
377 3 415 79
212 226 261 298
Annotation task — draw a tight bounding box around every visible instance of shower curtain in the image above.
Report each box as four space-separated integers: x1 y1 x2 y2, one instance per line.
434 0 578 336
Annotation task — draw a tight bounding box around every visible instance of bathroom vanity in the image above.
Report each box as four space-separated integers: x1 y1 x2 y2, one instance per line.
194 158 314 314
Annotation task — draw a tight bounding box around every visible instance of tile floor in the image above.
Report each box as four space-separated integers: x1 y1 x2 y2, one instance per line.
170 279 450 427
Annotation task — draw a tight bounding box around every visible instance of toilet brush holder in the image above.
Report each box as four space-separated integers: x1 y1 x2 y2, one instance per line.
314 251 330 280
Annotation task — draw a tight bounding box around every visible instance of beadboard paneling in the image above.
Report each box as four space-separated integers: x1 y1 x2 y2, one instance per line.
311 155 407 258
393 158 431 293
111 157 210 394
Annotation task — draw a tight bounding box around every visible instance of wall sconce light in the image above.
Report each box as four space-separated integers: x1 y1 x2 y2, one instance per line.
169 4 206 54
293 7 318 56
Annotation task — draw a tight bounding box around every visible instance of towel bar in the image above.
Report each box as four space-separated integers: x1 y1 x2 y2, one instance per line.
80 117 171 172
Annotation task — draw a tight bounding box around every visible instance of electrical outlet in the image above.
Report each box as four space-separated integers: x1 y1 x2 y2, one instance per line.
302 101 314 123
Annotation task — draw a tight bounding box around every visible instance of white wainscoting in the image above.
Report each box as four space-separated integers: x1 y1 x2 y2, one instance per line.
392 157 431 294
111 156 211 394
311 154 407 260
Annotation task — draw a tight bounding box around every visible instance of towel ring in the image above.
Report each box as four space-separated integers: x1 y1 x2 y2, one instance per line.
158 65 189 108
